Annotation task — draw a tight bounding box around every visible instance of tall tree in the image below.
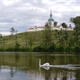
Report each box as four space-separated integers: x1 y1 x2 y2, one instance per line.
15 30 20 51
71 16 80 51
54 21 58 26
0 33 2 49
10 27 16 35
57 30 69 51
43 22 53 49
61 22 67 28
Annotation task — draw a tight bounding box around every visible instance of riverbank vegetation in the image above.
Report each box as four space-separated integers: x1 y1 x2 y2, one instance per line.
0 16 80 53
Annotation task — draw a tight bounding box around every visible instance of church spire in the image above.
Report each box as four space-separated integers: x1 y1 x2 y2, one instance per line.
48 10 54 27
50 10 52 17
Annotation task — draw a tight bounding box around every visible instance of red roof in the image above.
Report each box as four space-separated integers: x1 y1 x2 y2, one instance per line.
28 28 34 30
68 24 72 28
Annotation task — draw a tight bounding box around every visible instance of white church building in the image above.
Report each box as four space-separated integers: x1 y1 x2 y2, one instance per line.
27 11 73 32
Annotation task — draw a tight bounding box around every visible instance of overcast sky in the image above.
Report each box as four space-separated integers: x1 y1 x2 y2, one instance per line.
0 0 80 35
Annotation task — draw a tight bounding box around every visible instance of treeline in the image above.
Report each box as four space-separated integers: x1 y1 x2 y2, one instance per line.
0 16 80 52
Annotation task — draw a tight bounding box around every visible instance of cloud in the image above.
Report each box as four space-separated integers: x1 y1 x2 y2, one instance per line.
2 0 21 6
0 0 80 35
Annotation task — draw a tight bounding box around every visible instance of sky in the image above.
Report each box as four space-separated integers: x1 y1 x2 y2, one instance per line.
0 0 80 35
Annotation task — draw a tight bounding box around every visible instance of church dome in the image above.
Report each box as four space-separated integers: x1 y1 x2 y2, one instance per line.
48 17 54 22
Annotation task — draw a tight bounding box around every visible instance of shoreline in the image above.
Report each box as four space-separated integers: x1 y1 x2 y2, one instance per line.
0 52 79 55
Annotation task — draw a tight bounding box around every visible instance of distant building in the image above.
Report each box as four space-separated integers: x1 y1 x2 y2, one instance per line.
27 11 73 32
48 10 54 27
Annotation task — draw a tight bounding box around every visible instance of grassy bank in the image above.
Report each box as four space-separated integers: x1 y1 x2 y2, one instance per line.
0 30 77 52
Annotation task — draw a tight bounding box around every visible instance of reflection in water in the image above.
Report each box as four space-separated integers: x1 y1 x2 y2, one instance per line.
40 64 80 70
0 53 79 80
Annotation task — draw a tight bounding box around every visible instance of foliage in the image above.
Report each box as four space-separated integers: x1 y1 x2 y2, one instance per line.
54 21 57 26
10 27 16 35
71 16 80 51
42 22 52 49
61 22 67 28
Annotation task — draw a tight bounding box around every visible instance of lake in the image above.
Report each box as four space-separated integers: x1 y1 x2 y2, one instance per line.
0 53 80 80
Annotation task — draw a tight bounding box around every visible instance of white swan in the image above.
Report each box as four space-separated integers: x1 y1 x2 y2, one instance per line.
39 59 80 70
39 59 50 67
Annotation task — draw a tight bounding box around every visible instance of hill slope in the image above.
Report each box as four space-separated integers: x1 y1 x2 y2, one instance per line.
0 30 73 51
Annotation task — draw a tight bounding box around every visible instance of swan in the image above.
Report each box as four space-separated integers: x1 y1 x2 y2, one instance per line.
39 59 80 70
39 59 51 67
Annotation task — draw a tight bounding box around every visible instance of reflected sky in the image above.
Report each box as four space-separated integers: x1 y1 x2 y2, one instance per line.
0 66 77 80
0 53 79 80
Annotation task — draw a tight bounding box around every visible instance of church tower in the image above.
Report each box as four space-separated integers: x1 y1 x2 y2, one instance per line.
50 10 52 18
48 10 54 27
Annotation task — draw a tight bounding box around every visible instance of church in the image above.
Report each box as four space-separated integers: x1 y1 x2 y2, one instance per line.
27 11 73 32
48 10 54 27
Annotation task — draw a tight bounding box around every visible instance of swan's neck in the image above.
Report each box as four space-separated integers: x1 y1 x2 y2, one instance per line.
39 59 41 67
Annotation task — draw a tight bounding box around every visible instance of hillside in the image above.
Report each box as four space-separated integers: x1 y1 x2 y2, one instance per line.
0 30 73 52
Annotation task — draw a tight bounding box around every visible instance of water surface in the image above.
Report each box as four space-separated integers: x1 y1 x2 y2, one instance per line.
0 53 80 80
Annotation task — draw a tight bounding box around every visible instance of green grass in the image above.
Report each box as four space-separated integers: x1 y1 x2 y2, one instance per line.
0 30 73 52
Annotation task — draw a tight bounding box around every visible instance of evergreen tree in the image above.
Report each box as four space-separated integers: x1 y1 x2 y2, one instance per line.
54 21 57 26
10 27 16 35
61 22 67 28
71 16 80 51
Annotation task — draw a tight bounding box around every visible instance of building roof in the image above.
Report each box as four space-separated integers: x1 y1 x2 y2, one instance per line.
48 17 54 22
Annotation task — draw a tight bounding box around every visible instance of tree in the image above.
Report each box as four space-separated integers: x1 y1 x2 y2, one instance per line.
42 22 53 50
24 32 33 50
0 34 2 38
61 22 67 28
10 27 16 35
10 28 20 51
54 21 57 26
28 36 33 49
71 16 80 51
71 16 80 24
0 33 3 49
15 30 20 51
56 29 69 52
